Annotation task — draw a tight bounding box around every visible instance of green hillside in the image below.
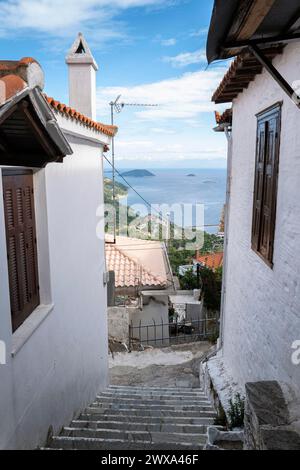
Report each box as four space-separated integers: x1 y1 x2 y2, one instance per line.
104 177 128 203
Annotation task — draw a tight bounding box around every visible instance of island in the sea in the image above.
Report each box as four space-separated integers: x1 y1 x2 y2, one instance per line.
187 174 196 177
122 169 155 177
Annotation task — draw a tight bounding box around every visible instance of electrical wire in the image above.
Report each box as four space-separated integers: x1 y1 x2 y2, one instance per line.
103 153 221 229
104 153 170 225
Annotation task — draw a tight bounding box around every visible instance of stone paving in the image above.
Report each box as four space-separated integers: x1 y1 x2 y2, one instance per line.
43 342 215 450
109 341 213 388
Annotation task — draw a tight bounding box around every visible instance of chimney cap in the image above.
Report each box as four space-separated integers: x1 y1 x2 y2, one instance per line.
65 33 98 71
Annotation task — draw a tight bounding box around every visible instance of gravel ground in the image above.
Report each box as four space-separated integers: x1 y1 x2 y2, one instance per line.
109 342 213 388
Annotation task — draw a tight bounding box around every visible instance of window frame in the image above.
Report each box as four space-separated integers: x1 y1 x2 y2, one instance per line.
251 102 282 268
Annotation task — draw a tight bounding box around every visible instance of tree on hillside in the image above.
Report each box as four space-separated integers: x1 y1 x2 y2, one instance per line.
179 266 222 312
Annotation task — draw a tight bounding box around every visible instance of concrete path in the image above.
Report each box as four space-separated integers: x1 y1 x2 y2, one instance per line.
109 342 213 388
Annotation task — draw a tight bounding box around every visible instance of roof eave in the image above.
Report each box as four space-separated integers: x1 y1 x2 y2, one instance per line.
0 86 73 166
30 89 73 156
213 123 231 133
207 0 300 63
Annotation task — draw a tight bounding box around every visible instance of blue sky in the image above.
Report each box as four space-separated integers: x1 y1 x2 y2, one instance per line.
0 0 229 168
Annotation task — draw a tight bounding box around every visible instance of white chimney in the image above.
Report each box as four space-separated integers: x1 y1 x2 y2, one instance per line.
65 33 98 120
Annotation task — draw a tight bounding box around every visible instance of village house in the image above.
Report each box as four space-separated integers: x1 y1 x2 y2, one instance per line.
105 236 175 346
106 236 172 299
105 236 209 348
0 33 117 449
194 251 223 272
204 0 300 449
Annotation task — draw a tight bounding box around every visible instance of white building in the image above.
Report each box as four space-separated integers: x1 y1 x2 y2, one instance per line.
106 236 174 346
205 1 300 433
0 34 117 449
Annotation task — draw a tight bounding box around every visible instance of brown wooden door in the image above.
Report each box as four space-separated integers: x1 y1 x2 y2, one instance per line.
2 170 40 331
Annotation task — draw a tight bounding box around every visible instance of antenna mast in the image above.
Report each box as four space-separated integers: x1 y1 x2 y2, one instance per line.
109 95 159 244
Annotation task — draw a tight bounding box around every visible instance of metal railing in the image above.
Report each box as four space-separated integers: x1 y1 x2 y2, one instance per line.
129 316 218 350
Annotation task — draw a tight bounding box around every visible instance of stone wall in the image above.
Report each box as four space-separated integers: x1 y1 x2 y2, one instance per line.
244 381 300 450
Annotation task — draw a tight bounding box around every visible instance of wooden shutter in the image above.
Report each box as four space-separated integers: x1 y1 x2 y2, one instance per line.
2 171 39 331
252 120 266 251
252 104 281 266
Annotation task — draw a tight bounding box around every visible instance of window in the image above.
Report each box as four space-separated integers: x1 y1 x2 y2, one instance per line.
252 104 281 267
2 170 40 332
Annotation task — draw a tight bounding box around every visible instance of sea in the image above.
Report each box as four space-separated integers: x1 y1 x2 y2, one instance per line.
105 168 227 234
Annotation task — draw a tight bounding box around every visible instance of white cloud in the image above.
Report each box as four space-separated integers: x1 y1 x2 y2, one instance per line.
163 49 206 68
150 128 176 134
0 0 175 42
113 141 227 162
97 68 227 121
161 38 177 46
97 68 228 163
189 28 208 37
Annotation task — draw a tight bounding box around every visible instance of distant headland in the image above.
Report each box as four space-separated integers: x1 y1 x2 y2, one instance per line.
122 169 155 177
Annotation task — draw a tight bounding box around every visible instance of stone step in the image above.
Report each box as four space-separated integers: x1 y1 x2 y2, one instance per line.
95 396 210 406
96 393 209 402
91 402 213 412
40 448 63 451
79 413 215 425
61 427 207 445
108 385 203 389
49 436 203 451
107 386 203 395
84 407 216 418
70 419 211 434
107 386 203 393
43 385 215 451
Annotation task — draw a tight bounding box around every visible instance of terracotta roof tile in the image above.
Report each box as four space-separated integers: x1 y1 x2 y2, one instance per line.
106 243 166 289
0 56 116 138
195 252 224 271
0 57 39 74
0 74 27 105
45 95 117 137
18 57 38 66
215 108 232 126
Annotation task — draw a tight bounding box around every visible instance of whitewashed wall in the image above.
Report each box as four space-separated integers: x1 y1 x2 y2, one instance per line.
222 42 300 389
129 293 170 346
108 306 131 343
0 119 109 449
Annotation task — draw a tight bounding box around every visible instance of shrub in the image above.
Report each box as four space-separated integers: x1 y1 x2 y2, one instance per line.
228 393 245 429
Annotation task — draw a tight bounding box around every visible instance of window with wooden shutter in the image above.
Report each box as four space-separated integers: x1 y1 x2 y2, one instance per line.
252 104 281 267
2 170 40 332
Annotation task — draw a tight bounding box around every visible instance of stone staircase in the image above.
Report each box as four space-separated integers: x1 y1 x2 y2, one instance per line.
45 385 216 450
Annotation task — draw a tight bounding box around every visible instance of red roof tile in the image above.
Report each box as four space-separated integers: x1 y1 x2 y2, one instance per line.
45 95 118 137
0 57 116 138
215 108 232 126
0 57 39 73
195 252 224 271
106 243 166 289
0 74 27 104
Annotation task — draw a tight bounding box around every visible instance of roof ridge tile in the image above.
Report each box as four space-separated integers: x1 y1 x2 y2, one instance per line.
44 94 117 137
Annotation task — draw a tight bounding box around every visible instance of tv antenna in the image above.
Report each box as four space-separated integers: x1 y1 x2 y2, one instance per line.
108 95 159 243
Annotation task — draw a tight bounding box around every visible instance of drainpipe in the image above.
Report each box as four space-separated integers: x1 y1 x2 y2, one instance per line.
218 123 233 350
202 122 232 365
